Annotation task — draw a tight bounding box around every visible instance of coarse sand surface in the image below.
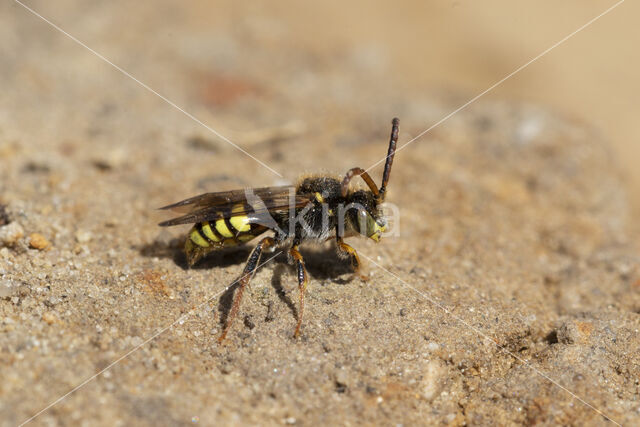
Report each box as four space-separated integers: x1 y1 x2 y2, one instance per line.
1 2 639 426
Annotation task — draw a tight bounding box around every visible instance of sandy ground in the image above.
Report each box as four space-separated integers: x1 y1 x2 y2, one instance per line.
1 1 639 426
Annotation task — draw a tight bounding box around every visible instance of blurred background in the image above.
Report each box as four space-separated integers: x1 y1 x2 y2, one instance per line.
293 0 639 209
5 1 637 205
255 0 639 213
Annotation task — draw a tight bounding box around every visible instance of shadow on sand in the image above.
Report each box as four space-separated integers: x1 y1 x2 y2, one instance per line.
138 238 355 329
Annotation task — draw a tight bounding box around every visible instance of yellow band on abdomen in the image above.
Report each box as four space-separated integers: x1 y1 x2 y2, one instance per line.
230 215 251 232
201 222 221 242
189 228 210 247
215 219 234 238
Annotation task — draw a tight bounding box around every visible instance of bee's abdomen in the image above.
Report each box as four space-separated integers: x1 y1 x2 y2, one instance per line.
189 217 264 247
185 217 266 266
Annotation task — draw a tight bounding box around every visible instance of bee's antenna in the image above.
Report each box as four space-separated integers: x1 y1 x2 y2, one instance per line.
341 167 379 198
378 117 399 201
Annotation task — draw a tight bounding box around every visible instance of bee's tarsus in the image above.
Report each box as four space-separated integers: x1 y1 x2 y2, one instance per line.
289 244 308 338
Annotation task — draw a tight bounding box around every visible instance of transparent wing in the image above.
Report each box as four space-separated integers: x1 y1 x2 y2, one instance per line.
158 186 312 226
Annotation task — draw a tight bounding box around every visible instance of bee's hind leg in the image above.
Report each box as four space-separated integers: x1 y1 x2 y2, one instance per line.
218 236 275 343
289 245 308 338
337 237 368 281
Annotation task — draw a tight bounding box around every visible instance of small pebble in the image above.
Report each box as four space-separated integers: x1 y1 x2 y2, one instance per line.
29 233 50 250
334 369 349 387
0 222 24 246
0 280 16 298
420 360 444 400
426 342 440 352
42 312 57 325
75 230 92 243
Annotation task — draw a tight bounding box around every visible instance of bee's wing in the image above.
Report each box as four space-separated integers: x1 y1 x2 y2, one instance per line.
159 186 290 212
158 185 312 226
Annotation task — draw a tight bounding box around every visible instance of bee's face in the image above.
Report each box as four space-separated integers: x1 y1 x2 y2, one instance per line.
349 190 387 242
358 209 387 242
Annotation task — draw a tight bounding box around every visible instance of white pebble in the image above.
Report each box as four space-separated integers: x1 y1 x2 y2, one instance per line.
0 247 10 258
0 222 24 246
0 279 17 298
426 342 439 351
75 230 92 243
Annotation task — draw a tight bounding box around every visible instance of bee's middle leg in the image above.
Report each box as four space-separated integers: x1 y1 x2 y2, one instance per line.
289 245 308 338
218 236 275 343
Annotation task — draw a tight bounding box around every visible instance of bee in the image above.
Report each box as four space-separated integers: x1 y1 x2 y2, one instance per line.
159 118 400 342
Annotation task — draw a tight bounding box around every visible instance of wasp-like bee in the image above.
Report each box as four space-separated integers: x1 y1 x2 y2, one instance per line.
159 118 399 342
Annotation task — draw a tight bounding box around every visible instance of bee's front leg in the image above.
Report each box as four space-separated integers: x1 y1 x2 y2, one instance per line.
336 237 368 281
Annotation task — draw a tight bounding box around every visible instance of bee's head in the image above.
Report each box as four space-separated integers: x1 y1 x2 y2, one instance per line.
339 117 399 242
347 190 387 242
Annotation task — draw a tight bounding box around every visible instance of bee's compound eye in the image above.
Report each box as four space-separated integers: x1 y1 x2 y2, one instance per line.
358 209 367 224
